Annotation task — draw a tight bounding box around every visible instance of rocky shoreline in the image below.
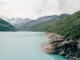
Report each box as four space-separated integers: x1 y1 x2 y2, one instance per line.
42 32 80 60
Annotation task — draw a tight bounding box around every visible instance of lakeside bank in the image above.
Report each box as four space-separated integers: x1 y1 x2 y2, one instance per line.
42 32 80 60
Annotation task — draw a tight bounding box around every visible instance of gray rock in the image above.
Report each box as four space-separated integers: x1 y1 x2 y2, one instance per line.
42 32 80 59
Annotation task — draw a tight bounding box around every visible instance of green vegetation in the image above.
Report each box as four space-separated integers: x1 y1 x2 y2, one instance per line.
16 14 69 31
47 10 80 38
26 19 57 31
16 19 59 31
0 18 16 31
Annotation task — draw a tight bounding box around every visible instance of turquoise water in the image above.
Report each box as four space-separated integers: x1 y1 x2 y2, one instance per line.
0 32 68 60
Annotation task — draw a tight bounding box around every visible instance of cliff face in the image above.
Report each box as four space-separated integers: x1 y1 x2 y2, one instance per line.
42 33 80 59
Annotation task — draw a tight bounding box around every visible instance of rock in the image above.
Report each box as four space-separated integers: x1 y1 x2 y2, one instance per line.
42 32 80 59
42 41 57 53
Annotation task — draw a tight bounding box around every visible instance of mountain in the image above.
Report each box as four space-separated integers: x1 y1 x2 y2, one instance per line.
0 18 15 31
13 15 58 29
0 16 33 25
35 15 58 22
8 18 33 25
15 14 69 31
35 14 69 22
47 10 80 38
43 10 80 59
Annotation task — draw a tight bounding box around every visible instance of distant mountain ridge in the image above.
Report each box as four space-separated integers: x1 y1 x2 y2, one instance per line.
0 17 33 25
0 14 70 31
8 18 33 25
14 14 70 31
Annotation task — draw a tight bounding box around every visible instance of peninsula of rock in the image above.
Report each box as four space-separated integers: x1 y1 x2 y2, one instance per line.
42 32 80 60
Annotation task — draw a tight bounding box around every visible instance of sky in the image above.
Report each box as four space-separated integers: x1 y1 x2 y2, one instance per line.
0 0 80 19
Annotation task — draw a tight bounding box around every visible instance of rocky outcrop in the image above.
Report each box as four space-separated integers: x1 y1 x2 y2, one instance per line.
42 32 80 60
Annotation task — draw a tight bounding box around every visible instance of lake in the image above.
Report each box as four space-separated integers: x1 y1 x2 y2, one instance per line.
0 32 68 60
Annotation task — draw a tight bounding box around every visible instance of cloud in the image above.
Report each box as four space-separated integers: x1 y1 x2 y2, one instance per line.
58 0 69 13
0 9 11 13
36 0 48 14
35 0 59 17
68 0 80 13
0 0 80 19
0 1 6 5
58 0 80 14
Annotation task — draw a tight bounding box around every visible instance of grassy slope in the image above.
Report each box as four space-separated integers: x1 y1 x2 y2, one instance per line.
30 14 69 31
16 20 38 31
16 14 69 31
47 10 80 38
29 19 58 31
0 18 16 31
16 19 58 31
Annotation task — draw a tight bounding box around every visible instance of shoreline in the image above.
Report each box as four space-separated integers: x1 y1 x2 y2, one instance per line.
42 32 80 60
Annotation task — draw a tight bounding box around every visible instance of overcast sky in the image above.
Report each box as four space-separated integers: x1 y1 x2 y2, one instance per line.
0 0 80 19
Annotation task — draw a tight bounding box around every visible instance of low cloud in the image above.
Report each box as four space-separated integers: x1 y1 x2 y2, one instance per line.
58 0 69 13
36 0 48 14
0 0 80 19
0 1 6 5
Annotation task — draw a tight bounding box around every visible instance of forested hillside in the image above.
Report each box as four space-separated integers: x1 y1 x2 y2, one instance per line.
47 10 80 38
0 18 16 31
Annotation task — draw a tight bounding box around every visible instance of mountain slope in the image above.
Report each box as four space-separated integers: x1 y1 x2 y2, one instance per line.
0 18 16 31
16 14 69 31
47 10 80 38
14 15 58 30
27 19 58 31
29 14 70 31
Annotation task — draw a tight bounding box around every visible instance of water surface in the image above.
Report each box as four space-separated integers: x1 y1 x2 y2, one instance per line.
0 32 68 60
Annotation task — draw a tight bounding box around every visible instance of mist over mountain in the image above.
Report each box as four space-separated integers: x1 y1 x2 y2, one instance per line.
8 18 33 25
0 13 69 31
14 14 70 31
36 14 69 21
0 16 33 25
0 13 69 24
